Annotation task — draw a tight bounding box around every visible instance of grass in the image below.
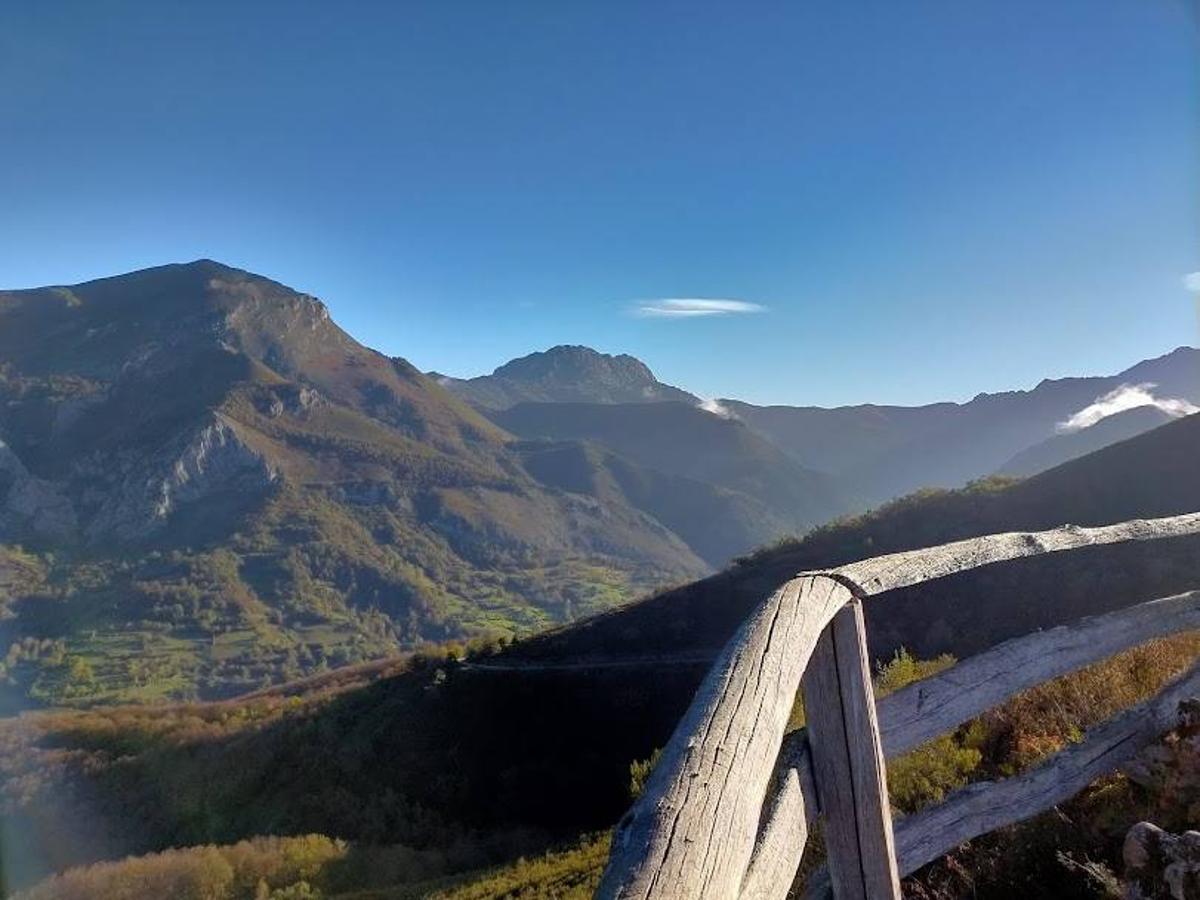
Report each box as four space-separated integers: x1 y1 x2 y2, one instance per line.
428 833 610 900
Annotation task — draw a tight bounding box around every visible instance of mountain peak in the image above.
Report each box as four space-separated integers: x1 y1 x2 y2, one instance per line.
442 345 698 410
492 345 655 382
0 260 348 388
174 257 244 274
44 260 323 310
67 258 259 290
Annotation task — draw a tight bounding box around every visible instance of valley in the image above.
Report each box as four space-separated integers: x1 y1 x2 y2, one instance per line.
2 411 1199 897
0 262 1196 712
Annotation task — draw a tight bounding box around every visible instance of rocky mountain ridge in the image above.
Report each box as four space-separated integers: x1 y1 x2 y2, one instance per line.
442 339 1198 509
0 262 712 705
435 344 698 409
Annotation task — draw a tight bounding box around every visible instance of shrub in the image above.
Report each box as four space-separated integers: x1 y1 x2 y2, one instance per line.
13 835 346 900
430 833 611 900
628 748 662 801
887 725 984 813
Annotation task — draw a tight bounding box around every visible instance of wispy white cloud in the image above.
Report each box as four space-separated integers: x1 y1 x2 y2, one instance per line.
1184 272 1200 293
1057 382 1199 433
633 298 767 319
698 398 737 419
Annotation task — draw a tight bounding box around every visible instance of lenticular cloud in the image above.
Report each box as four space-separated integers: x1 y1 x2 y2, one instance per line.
635 299 766 318
1056 382 1199 433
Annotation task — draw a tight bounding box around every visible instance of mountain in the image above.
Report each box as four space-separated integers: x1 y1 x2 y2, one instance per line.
8 407 1200 896
435 344 698 409
5 264 1191 713
0 261 710 706
447 344 1199 517
996 406 1177 477
509 410 1200 668
440 346 850 563
726 346 1200 506
491 400 846 546
512 439 786 567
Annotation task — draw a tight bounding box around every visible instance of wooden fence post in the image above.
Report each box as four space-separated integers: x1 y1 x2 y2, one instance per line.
596 575 850 900
598 512 1200 898
802 597 901 900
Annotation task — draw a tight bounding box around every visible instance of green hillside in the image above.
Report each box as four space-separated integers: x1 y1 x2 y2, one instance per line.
0 262 708 707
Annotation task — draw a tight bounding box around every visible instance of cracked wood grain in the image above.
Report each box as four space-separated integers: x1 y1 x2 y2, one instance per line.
596 575 851 900
891 658 1200 876
801 600 900 899
601 512 1200 900
830 513 1200 597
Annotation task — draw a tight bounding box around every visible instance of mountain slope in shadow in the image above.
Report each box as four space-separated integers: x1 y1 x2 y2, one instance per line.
996 406 1175 477
492 400 846 541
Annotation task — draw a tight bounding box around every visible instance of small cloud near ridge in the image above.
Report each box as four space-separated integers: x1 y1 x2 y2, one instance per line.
698 398 737 419
1057 382 1199 433
1184 272 1200 293
634 298 766 318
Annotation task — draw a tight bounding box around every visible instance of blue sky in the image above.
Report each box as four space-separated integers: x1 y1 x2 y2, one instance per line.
2 1 1197 406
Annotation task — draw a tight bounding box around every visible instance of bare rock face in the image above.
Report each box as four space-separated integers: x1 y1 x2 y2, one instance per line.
154 413 278 516
1124 824 1200 899
257 384 324 419
85 413 279 541
0 439 77 538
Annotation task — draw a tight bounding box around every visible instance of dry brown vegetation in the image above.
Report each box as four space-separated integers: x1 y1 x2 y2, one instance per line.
416 633 1200 899
12 835 343 900
14 632 1191 899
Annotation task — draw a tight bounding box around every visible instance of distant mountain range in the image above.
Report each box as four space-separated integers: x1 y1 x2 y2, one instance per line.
506 409 1200 670
437 344 1199 509
721 347 1199 505
494 401 843 556
0 259 1196 705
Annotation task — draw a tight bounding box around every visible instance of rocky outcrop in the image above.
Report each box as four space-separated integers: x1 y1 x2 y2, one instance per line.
85 413 278 541
1124 824 1200 899
0 439 77 538
258 384 323 419
155 414 278 515
1123 700 1200 899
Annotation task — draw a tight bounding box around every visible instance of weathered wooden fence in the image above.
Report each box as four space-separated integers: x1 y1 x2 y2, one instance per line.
597 512 1200 899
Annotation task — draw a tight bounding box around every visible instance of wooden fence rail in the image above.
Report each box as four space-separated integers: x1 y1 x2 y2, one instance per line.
597 512 1200 900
